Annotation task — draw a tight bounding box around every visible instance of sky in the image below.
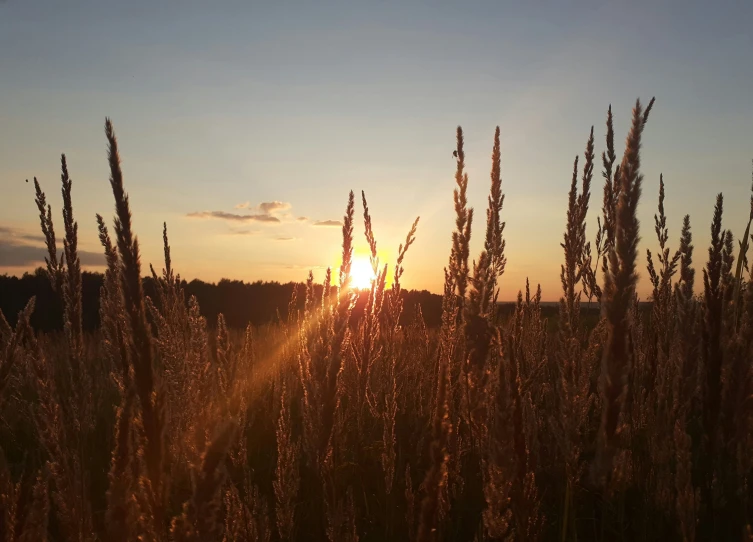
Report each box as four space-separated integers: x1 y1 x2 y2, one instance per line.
0 0 751 300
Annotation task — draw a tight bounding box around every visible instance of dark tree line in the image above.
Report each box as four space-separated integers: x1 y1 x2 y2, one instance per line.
0 268 448 331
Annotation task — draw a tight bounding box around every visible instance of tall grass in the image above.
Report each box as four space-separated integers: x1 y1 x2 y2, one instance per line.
1 99 752 541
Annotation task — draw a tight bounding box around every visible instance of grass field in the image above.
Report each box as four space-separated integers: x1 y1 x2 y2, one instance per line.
1 99 752 541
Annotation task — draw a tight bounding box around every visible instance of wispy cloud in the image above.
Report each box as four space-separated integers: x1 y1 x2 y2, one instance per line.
193 201 294 224
0 235 104 267
297 216 308 222
187 211 280 223
312 220 342 227
0 226 46 244
233 201 291 214
275 236 295 241
258 201 291 214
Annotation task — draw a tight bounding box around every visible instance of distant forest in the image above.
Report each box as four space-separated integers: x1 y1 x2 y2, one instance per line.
0 268 450 331
0 269 617 333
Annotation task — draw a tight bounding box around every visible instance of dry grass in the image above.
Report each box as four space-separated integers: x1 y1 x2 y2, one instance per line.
1 99 752 541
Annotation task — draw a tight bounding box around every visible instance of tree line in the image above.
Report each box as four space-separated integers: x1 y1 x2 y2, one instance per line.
0 268 451 331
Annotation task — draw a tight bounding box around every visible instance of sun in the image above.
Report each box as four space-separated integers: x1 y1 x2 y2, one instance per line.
351 257 376 290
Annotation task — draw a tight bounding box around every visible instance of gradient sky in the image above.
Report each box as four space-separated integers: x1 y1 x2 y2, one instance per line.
1 1 751 299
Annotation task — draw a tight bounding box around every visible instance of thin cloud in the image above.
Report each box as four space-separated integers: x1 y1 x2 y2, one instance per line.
0 226 46 244
258 201 291 214
275 236 295 241
187 211 280 223
0 238 104 267
313 220 342 227
233 201 291 213
297 216 308 222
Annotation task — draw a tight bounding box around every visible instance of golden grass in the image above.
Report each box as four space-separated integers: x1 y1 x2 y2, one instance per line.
1 99 752 541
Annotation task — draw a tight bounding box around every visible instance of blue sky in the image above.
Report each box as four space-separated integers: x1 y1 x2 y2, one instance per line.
1 0 751 298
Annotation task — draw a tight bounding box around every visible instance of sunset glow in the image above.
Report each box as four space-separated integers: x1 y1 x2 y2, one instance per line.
0 3 751 300
350 257 376 290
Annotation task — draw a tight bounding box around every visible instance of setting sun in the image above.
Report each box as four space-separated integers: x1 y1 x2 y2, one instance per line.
350 257 376 290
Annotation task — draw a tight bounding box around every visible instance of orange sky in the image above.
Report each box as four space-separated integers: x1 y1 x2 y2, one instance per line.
1 2 752 300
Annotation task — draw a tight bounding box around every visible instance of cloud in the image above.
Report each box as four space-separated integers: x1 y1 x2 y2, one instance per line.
0 226 106 268
258 201 291 214
231 229 259 236
0 238 104 267
192 201 293 225
187 211 280 223
297 216 308 222
233 201 291 214
275 236 295 241
0 226 46 244
312 220 342 227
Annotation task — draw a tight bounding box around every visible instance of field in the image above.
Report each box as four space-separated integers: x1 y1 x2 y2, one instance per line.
1 98 752 541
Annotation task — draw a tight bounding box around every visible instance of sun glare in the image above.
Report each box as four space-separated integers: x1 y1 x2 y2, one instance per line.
351 257 376 290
